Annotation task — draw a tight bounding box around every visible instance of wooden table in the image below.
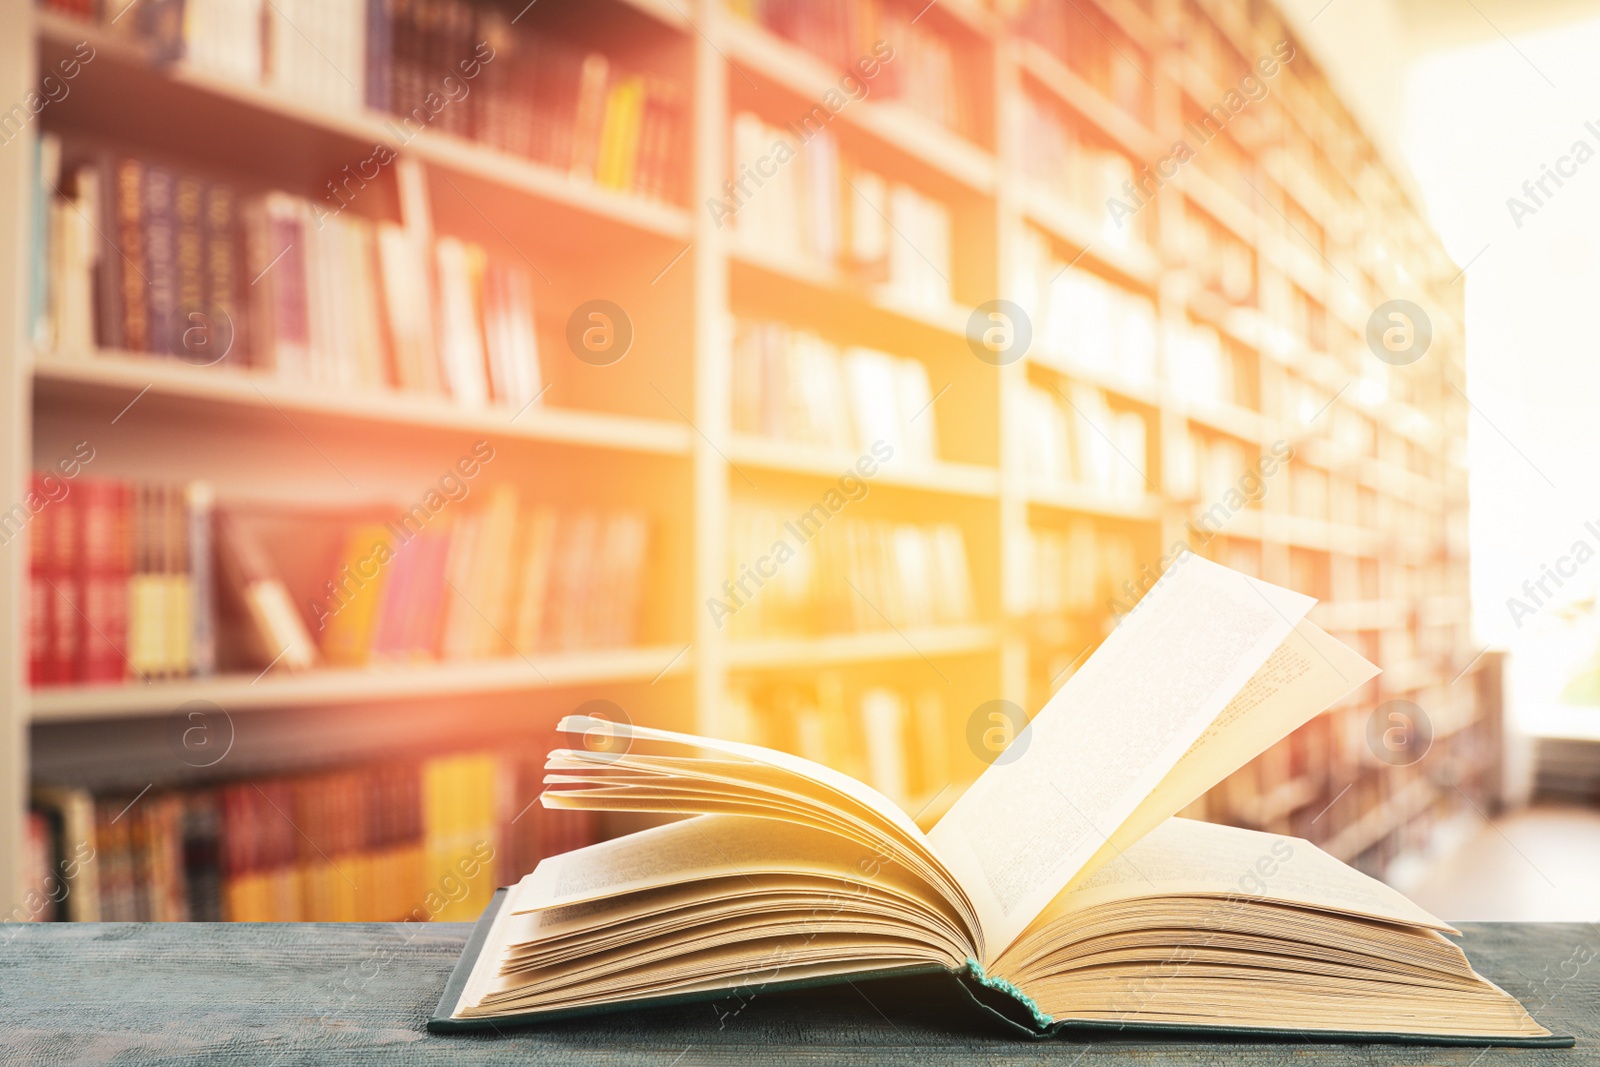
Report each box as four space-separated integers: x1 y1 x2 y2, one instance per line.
1 921 1594 1065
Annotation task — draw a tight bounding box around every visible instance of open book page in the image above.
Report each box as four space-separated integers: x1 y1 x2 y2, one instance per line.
543 716 984 956
550 716 930 851
1049 817 1452 932
457 813 968 1017
929 556 1313 961
1060 619 1379 893
509 813 944 915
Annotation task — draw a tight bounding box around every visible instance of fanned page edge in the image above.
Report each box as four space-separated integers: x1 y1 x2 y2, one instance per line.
431 886 956 1031
551 714 930 847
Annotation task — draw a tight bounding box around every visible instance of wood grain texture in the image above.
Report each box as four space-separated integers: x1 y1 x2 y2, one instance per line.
0 922 1595 1065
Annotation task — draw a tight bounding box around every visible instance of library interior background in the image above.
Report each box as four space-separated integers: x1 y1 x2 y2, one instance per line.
4 0 1600 927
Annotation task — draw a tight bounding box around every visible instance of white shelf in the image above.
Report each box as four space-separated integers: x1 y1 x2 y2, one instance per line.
33 352 694 457
1021 186 1161 288
728 240 973 340
30 645 693 722
727 436 1000 498
1026 482 1163 521
727 625 999 671
719 14 998 194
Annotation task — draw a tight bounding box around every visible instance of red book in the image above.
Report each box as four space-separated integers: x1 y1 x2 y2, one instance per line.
45 477 80 685
27 476 53 687
76 479 130 683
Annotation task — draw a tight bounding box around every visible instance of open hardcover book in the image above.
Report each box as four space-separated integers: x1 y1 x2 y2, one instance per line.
430 557 1568 1045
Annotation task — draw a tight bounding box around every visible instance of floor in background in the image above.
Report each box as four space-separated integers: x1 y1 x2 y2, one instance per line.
1405 803 1600 921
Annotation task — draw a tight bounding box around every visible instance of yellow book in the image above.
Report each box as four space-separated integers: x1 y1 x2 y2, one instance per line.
319 525 394 665
423 752 499 922
596 77 645 192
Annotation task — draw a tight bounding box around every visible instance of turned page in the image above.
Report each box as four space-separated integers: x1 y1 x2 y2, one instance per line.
1061 618 1379 892
929 556 1313 960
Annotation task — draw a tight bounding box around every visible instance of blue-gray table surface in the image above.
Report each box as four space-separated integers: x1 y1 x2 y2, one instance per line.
0 921 1595 1065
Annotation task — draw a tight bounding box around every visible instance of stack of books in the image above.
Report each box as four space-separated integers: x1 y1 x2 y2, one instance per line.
723 674 958 809
28 477 215 686
731 318 939 462
1019 383 1149 501
730 114 952 312
729 0 974 138
28 742 593 922
1014 228 1158 386
726 504 974 637
34 140 545 412
44 0 687 203
318 487 652 664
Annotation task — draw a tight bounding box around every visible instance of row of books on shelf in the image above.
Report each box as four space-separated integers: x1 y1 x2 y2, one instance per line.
728 0 975 139
1019 383 1149 500
1017 521 1139 617
319 485 650 666
23 742 592 922
725 505 974 637
46 0 686 203
35 138 545 409
1195 705 1462 873
1164 431 1285 509
1020 89 1145 247
28 477 214 685
27 474 651 686
1014 228 1157 386
723 675 964 810
1170 438 1453 541
730 114 952 313
1014 0 1151 125
1166 319 1246 411
1180 208 1256 304
731 318 939 462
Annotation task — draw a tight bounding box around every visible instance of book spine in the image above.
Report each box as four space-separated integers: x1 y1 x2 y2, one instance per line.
77 479 130 683
270 199 309 377
30 134 57 350
27 475 54 686
569 52 610 182
188 482 215 676
182 791 223 921
173 173 206 357
114 157 147 352
47 478 80 684
365 0 392 111
203 180 244 366
82 153 119 351
142 165 178 356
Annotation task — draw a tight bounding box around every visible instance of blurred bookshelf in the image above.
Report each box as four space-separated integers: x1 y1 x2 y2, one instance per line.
0 0 1488 916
